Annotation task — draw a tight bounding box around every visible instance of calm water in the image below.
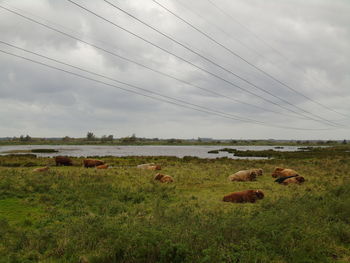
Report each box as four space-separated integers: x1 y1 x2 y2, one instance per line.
0 145 303 159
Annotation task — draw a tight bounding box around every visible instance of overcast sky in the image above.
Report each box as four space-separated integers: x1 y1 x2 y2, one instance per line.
0 0 349 139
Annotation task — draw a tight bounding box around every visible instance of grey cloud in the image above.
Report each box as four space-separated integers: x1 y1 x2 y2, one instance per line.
0 0 349 139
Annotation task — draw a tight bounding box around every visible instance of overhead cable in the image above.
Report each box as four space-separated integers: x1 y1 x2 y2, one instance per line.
0 4 314 121
148 0 345 122
204 0 349 117
99 0 342 127
0 47 334 131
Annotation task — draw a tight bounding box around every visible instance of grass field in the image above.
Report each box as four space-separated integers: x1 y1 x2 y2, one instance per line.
0 148 350 262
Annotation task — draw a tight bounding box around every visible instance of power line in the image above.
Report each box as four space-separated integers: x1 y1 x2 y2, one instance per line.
206 0 289 62
174 0 265 61
0 49 251 124
0 40 260 126
0 47 333 131
0 4 311 121
99 0 342 127
148 0 345 124
176 0 349 121
204 0 349 118
0 2 342 127
5 40 326 130
1 3 330 128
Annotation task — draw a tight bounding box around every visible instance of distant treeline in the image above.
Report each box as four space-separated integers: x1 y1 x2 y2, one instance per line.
0 133 347 146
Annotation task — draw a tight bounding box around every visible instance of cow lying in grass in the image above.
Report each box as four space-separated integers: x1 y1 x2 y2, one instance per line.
154 173 174 183
272 167 299 178
83 159 105 168
96 164 109 169
275 175 296 183
282 176 305 185
223 190 264 203
55 156 72 166
228 169 261 182
137 163 161 170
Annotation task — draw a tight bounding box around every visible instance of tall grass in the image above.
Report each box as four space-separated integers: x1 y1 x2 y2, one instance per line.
0 154 349 262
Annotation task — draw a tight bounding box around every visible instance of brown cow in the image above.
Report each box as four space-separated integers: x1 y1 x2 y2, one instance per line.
223 190 264 203
33 166 49 172
282 176 305 185
55 156 72 166
228 169 258 182
96 164 109 169
147 165 161 170
83 159 105 168
154 173 174 183
272 167 299 178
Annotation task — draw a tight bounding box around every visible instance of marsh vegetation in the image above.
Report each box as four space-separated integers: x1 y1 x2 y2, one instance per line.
0 147 349 262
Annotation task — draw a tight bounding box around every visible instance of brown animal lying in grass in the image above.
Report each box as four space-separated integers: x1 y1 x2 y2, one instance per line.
228 169 259 182
55 156 72 166
154 173 174 183
137 163 154 168
223 190 264 203
83 159 105 168
282 176 305 185
137 163 161 170
147 165 161 170
33 166 49 172
272 167 299 178
96 164 109 169
274 175 298 184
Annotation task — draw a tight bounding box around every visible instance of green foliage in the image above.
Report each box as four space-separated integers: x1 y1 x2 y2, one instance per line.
19 135 32 142
86 132 96 141
0 152 349 262
216 146 350 159
100 135 114 143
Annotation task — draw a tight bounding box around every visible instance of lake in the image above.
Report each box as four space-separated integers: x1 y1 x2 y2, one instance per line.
0 145 303 159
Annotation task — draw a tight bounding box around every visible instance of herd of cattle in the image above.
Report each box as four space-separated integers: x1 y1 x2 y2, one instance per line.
32 156 305 204
223 167 305 203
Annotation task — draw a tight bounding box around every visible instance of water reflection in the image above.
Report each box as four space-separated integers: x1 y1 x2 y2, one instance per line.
0 145 304 159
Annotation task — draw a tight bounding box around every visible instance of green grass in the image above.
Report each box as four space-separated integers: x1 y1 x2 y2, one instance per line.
0 198 43 224
0 151 349 262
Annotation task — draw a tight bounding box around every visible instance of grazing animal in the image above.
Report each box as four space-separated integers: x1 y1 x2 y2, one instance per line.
55 156 72 166
137 163 161 170
282 176 305 185
96 164 109 169
272 167 299 178
154 173 174 183
223 190 264 203
228 169 258 182
83 159 105 168
33 166 49 172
